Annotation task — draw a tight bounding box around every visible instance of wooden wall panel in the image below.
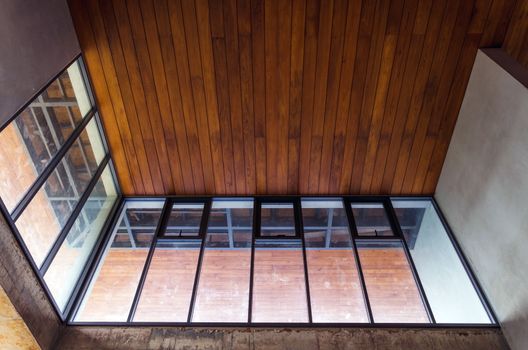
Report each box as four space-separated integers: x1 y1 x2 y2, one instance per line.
68 0 520 196
503 0 528 68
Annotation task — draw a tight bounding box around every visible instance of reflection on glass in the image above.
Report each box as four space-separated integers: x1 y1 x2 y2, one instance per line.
260 203 296 237
0 59 92 212
302 199 368 323
252 239 308 322
392 199 491 323
44 166 117 311
164 203 204 237
357 241 429 323
351 203 394 236
134 240 200 322
74 200 164 322
193 199 253 322
15 119 105 267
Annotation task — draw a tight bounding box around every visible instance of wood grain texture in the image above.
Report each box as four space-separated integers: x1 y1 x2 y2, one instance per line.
503 0 528 68
69 0 520 195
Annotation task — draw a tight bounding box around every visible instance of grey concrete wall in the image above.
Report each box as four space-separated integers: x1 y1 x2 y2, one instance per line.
0 0 80 126
436 49 528 350
0 213 62 349
56 327 508 350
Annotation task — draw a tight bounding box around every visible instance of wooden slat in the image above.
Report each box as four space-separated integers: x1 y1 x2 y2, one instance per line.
69 0 522 196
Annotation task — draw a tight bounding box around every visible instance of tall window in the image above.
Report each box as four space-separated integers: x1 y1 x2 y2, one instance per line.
74 196 493 325
0 57 119 316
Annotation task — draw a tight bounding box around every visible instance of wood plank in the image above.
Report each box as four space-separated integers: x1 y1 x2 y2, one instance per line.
307 0 334 193
237 0 257 194
251 0 267 194
318 0 349 194
299 0 320 194
287 0 306 193
223 0 247 194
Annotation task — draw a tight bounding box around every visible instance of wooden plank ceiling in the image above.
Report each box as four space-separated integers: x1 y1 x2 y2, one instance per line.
69 0 519 196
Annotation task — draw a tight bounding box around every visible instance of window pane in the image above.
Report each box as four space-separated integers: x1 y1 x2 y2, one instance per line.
44 166 117 311
134 240 200 322
351 203 394 236
302 199 368 323
193 199 253 322
252 239 308 322
392 199 491 323
260 203 296 237
15 118 105 267
164 203 204 237
357 241 429 323
134 202 205 322
74 200 163 322
0 59 92 212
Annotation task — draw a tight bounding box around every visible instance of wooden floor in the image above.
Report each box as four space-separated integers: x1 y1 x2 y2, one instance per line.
68 0 521 196
76 247 429 323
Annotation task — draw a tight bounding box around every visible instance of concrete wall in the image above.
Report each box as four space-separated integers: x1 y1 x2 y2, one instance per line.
56 327 508 350
0 213 62 349
0 0 80 126
436 49 528 350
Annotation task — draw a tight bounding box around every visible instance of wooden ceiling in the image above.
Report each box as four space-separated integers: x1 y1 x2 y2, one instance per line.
69 0 520 196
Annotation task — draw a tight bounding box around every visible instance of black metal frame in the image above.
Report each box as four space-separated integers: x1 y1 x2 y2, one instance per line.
68 194 498 328
0 53 122 321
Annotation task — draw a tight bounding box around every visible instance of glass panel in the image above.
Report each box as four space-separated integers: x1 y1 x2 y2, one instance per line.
351 203 394 236
193 199 253 322
164 203 204 237
252 239 308 322
0 59 92 212
357 241 429 323
134 239 200 322
302 199 368 323
15 118 105 267
260 203 296 237
44 166 117 311
74 200 164 322
392 199 491 323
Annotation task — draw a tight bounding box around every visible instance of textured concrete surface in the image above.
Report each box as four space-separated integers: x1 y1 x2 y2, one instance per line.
436 49 528 350
0 285 40 349
0 214 62 349
56 327 509 350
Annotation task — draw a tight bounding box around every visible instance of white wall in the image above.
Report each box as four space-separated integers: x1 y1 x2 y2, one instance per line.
436 49 528 350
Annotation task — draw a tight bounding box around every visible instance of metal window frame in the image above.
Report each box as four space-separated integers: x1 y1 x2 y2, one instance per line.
69 195 498 328
0 53 122 321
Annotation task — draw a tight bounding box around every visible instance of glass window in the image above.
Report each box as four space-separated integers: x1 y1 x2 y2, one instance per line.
133 202 205 322
134 240 200 322
356 241 429 323
260 203 296 237
392 199 491 323
351 203 394 236
302 199 368 323
15 118 106 267
74 200 164 322
192 199 253 322
44 165 117 311
164 203 204 237
252 239 308 322
0 59 92 212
